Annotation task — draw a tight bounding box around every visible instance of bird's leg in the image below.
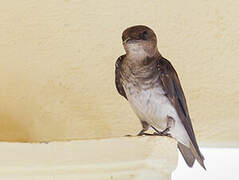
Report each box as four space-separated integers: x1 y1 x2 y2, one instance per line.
150 116 174 137
137 121 150 136
151 126 172 137
137 129 147 136
125 120 151 137
137 121 162 136
126 129 151 137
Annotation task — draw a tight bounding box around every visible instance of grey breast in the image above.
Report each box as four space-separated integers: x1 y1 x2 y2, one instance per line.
120 60 169 130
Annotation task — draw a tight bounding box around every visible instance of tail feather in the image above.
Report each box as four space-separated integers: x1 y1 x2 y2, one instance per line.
178 142 195 167
189 141 206 170
178 141 206 170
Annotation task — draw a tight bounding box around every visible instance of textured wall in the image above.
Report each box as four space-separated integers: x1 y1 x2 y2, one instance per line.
0 0 238 145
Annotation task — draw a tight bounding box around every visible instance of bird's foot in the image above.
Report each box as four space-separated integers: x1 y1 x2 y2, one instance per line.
141 132 160 136
136 127 172 137
137 129 146 136
150 126 172 137
157 132 172 137
137 132 171 137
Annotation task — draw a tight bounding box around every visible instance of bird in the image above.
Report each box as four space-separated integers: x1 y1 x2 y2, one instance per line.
115 25 205 169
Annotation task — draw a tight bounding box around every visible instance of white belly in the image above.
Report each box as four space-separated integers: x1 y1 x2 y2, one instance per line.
125 85 177 131
124 84 190 146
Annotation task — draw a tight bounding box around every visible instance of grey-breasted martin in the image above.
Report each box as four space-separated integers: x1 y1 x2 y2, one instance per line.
115 25 205 169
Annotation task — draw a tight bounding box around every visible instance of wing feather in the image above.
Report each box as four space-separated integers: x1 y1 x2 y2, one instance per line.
157 57 205 169
115 55 127 100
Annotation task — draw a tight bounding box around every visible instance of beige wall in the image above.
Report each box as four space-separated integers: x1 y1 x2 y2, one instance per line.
0 0 238 146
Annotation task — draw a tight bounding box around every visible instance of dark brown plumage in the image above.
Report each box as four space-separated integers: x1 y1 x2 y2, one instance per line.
156 57 205 169
115 55 127 99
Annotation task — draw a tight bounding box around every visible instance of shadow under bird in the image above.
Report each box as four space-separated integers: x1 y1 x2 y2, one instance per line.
115 25 205 169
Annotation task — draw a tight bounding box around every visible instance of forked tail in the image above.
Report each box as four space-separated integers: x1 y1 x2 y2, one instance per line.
178 142 206 170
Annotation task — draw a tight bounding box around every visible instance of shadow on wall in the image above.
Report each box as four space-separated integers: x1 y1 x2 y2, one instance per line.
0 113 31 142
0 95 113 142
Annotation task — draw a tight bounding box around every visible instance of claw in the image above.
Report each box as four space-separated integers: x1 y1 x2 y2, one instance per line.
137 129 146 136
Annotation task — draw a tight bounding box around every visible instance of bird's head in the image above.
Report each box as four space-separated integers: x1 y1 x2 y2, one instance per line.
122 25 158 58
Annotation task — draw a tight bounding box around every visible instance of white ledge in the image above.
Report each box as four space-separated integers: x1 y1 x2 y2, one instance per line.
0 136 178 180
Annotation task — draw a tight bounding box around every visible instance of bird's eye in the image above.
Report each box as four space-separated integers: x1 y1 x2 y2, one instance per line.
140 30 148 40
143 30 148 35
